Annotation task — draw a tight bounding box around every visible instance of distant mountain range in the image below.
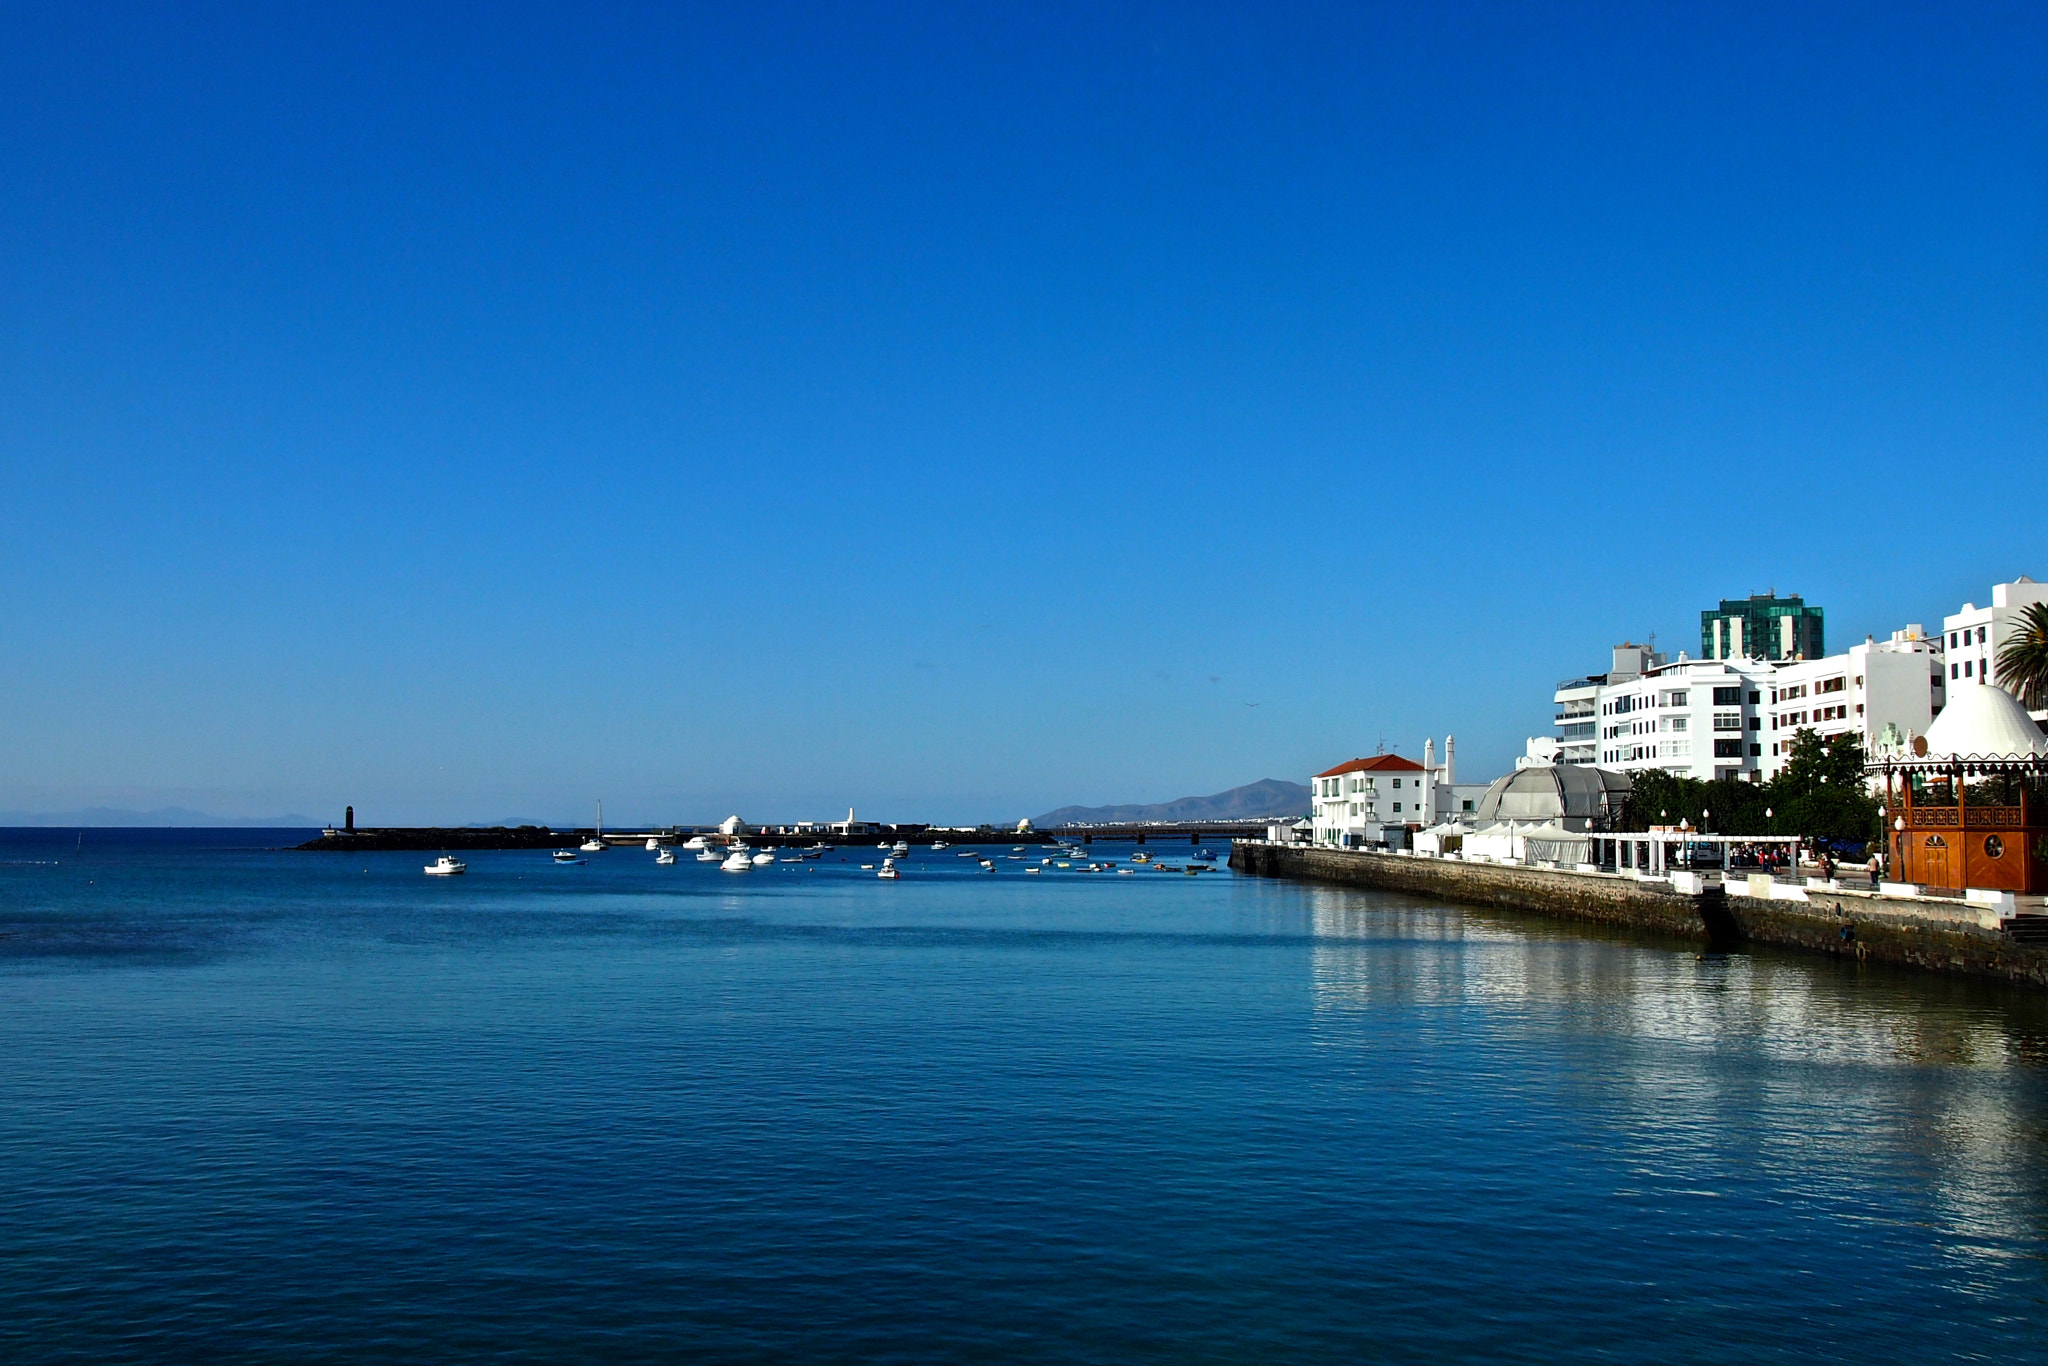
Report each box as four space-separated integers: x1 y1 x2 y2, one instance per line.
1034 779 1310 828
0 807 319 828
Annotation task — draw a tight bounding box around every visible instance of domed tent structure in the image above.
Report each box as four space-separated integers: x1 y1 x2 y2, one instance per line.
1470 765 1633 830
1414 764 1631 865
1877 683 2048 897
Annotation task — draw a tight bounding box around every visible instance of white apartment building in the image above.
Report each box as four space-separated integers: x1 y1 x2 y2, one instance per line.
1762 627 1945 772
1942 577 2047 719
1591 657 1770 782
1552 643 1667 769
1311 753 1448 849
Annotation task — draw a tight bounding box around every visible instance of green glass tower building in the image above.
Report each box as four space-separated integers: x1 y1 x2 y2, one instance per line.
1700 593 1824 661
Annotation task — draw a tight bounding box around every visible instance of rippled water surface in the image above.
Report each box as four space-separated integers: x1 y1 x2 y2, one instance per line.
3 828 2046 1362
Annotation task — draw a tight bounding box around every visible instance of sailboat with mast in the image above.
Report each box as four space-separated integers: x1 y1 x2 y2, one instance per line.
580 800 605 853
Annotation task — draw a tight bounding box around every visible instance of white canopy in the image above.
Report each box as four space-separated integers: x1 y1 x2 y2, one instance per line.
1922 683 2048 759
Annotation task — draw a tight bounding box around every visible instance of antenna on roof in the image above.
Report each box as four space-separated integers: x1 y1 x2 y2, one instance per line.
1376 733 1385 755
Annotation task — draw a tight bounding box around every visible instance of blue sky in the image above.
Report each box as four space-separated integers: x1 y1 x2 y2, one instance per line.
2 2 2043 825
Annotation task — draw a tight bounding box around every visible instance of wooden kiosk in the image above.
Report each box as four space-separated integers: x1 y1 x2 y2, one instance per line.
1877 751 2048 895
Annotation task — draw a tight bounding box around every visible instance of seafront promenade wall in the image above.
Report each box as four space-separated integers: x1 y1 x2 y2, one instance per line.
1230 841 2048 989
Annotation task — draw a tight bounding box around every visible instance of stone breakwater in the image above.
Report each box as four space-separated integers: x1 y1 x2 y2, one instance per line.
1230 841 2048 990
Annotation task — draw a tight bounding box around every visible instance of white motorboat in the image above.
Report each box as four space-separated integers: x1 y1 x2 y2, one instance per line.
683 835 709 850
931 840 948 850
553 850 580 863
646 837 662 851
956 850 977 858
720 849 754 872
655 848 676 865
877 841 892 850
751 851 775 866
891 840 910 857
877 858 900 880
697 849 721 862
425 855 467 876
978 858 995 871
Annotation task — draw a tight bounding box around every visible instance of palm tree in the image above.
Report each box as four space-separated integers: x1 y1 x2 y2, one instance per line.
1995 601 2048 710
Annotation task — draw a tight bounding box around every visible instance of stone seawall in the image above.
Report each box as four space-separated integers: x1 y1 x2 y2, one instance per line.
1230 842 2048 989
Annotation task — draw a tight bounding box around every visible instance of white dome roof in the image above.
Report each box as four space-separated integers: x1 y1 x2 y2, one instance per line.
1922 683 2048 758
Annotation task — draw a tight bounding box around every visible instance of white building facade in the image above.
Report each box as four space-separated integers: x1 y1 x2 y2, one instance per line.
1763 628 1945 772
1309 736 1485 849
1942 577 2048 720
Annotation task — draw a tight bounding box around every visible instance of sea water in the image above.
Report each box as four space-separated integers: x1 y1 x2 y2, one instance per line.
1 829 2044 1362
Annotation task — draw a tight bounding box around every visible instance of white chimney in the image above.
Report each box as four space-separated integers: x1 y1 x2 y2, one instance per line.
1444 735 1456 785
1423 737 1435 775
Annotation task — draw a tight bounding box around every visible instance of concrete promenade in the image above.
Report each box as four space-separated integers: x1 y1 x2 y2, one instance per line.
1230 840 2048 989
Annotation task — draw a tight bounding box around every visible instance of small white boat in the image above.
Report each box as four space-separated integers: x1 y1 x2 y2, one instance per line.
581 799 605 852
683 835 709 850
721 850 753 873
978 858 995 871
931 840 949 850
956 851 977 858
646 837 662 851
877 858 900 880
877 841 892 850
554 849 580 863
425 855 467 876
891 840 910 857
697 849 720 862
751 851 775 866
655 848 676 865
1025 867 1040 874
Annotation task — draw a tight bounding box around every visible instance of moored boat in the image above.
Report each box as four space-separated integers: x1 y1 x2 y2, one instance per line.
425 854 467 876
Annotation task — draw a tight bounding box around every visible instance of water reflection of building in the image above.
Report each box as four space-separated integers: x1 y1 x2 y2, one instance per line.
1299 884 2044 1264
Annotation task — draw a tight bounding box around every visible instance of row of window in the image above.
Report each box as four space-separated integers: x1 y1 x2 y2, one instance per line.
1951 660 1992 681
1601 739 1762 764
1951 626 1987 649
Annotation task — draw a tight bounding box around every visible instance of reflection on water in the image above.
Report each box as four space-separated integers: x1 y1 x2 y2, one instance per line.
2 832 2045 1361
1304 884 2048 1292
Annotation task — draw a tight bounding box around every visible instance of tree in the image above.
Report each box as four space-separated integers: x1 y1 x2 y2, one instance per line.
1995 601 2048 711
1765 728 1879 847
1618 770 1769 835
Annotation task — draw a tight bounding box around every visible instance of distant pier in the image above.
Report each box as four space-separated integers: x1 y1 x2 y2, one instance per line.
297 818 1288 852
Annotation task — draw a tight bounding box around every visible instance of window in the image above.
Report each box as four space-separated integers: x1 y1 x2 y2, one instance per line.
1749 743 1761 757
1712 686 1742 705
1714 739 1743 758
1670 717 1687 731
1817 677 1845 694
1964 660 1973 677
1986 835 2004 858
1461 799 1475 813
1392 803 1402 813
1952 663 1960 679
1714 713 1742 731
1748 716 1761 730
1979 626 1988 644
1950 632 1959 648
1666 690 1688 707
1391 778 1401 789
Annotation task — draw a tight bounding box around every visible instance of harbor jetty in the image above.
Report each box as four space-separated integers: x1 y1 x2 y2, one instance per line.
1231 840 2048 989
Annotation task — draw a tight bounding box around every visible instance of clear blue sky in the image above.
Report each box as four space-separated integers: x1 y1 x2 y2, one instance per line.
2 2 2043 825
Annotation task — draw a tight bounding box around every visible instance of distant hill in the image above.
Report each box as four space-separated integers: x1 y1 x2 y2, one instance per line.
0 806 318 827
1034 779 1310 828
